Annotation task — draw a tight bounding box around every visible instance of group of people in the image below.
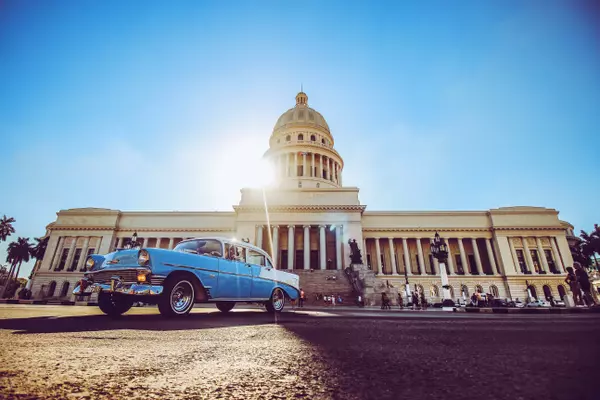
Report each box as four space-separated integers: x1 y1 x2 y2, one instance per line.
565 262 597 306
379 291 428 310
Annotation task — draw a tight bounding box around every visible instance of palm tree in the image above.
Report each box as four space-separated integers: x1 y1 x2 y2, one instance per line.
29 236 49 280
3 237 32 298
0 215 16 242
580 224 600 270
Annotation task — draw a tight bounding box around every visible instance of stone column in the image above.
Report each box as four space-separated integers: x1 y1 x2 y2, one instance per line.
320 155 324 179
536 237 549 273
388 238 398 275
63 238 77 271
168 238 174 250
142 237 149 248
458 238 469 275
550 237 565 272
303 225 310 270
77 237 90 271
471 238 484 275
286 153 290 176
256 225 263 249
155 238 162 249
522 237 535 273
319 225 326 270
363 238 368 265
375 238 383 275
402 238 412 276
416 238 425 275
279 154 284 178
311 153 315 177
272 226 279 268
117 237 123 249
302 153 307 177
444 238 454 275
50 237 65 270
486 239 499 275
287 225 295 270
336 225 343 270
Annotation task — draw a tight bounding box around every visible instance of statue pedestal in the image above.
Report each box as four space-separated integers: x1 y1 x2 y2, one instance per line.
351 264 399 306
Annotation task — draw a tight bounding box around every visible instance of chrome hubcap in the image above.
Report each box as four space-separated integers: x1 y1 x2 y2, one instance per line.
272 288 285 311
171 281 193 313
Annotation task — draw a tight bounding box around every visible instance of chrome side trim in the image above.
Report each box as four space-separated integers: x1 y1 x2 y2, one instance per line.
73 282 163 296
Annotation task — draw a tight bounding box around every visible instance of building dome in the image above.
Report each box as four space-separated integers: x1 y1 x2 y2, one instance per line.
272 92 330 133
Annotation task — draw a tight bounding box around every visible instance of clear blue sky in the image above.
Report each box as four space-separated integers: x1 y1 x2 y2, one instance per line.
1 1 599 278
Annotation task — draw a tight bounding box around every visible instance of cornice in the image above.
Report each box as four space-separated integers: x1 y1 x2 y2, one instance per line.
363 211 489 217
362 227 490 233
492 226 565 231
50 226 233 232
233 205 366 213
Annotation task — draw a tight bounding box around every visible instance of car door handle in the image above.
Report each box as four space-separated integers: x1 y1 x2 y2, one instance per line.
246 264 252 268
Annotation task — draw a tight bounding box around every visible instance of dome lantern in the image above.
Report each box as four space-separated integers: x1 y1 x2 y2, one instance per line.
295 91 308 106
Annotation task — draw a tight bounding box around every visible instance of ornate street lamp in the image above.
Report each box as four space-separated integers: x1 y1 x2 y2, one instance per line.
430 231 453 308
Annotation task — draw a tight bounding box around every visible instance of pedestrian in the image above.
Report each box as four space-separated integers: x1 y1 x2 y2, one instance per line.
299 288 305 308
398 293 403 309
565 266 583 306
412 292 419 310
331 294 336 307
574 262 596 306
381 292 388 309
420 292 427 310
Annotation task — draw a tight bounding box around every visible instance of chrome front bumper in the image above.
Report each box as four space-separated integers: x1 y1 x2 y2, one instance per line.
73 281 163 296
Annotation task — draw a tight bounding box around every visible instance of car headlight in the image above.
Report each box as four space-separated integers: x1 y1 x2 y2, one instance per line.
86 257 95 270
138 249 150 266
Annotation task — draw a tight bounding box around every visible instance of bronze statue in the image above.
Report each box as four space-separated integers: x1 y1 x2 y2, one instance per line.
348 239 363 265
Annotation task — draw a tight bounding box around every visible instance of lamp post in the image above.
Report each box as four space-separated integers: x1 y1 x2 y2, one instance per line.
431 232 453 308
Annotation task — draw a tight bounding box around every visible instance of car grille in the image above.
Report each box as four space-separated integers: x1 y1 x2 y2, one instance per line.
88 269 165 286
89 269 139 284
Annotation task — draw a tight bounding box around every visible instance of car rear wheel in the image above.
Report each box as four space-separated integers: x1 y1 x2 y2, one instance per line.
265 287 285 313
98 292 133 317
216 302 235 313
158 279 195 317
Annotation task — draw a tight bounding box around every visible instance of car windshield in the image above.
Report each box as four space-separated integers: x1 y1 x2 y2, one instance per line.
174 239 223 257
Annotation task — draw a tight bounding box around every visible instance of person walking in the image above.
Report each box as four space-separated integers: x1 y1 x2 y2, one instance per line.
299 288 305 308
565 266 583 306
574 262 596 306
398 292 404 309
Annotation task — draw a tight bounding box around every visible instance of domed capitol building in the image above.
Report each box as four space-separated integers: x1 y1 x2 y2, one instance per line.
30 92 577 304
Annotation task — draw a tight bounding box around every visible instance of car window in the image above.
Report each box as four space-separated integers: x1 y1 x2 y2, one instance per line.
247 249 265 266
174 240 200 254
197 240 223 257
225 243 246 262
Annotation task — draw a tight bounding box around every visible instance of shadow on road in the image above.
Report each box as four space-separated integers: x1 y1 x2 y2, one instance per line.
0 310 307 334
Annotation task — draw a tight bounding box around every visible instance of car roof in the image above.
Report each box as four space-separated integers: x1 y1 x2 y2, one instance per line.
177 236 274 265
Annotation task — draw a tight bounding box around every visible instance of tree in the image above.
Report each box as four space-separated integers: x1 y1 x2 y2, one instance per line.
3 237 32 298
31 236 49 261
0 215 16 242
580 224 600 270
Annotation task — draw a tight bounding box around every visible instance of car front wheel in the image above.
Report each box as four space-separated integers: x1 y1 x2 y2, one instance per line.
98 292 133 317
158 278 195 317
216 302 235 313
265 287 286 313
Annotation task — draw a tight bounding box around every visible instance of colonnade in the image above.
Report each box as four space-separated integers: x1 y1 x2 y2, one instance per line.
364 236 566 277
272 151 342 185
255 224 343 270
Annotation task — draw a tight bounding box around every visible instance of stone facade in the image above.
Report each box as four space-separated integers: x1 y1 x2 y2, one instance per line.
29 92 575 304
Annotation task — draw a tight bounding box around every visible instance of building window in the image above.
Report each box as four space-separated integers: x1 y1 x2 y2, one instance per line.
297 165 303 176
557 285 566 299
366 254 372 269
281 250 288 269
60 281 70 297
467 255 476 274
56 248 69 271
545 250 557 273
322 169 326 179
530 250 541 273
516 249 528 273
543 285 552 300
47 281 57 297
489 285 499 297
310 135 316 141
321 138 325 144
454 254 464 274
69 249 82 271
286 135 291 141
428 254 434 274
298 134 304 141
380 254 386 271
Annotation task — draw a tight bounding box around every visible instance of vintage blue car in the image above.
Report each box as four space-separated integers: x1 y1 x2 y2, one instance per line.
73 237 300 317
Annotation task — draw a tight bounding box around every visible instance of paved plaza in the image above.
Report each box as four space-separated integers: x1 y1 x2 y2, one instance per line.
0 304 598 400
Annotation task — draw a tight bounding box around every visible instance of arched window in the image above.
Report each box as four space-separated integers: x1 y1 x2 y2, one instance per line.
489 285 499 297
310 135 316 141
543 285 552 300
557 285 566 300
298 134 304 141
529 285 538 300
47 281 57 297
475 284 483 293
60 281 70 297
321 138 325 144
286 135 291 141
461 285 469 297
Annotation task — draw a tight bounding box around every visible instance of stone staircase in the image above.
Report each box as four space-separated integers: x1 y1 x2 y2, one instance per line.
289 270 356 305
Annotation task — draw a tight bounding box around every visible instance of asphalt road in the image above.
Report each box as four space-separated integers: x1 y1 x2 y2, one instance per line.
0 304 598 400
